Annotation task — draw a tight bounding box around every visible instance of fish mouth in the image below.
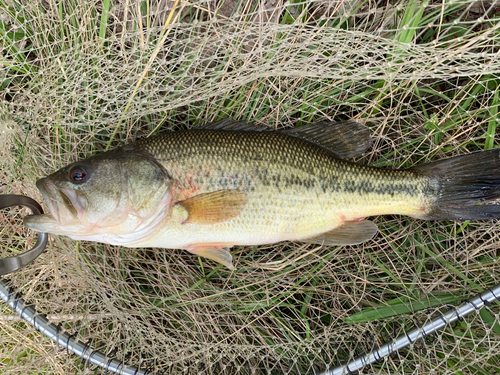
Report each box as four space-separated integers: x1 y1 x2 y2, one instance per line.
24 178 81 232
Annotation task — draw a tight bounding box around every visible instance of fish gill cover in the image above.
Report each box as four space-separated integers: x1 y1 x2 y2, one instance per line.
1 0 500 374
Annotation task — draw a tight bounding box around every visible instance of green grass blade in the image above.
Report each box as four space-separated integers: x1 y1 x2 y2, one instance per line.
99 0 111 43
345 294 459 324
397 0 427 44
485 90 499 150
480 309 500 336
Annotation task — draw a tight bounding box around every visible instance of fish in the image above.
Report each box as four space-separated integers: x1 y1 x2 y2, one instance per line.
24 119 500 269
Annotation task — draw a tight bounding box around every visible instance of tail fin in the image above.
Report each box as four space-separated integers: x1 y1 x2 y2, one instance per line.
414 149 500 220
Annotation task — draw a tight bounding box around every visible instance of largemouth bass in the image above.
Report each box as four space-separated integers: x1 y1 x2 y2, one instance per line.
24 119 500 268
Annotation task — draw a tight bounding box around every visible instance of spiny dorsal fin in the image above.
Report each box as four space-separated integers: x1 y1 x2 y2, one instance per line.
282 121 372 159
198 118 268 132
176 190 248 225
302 220 378 246
198 119 371 159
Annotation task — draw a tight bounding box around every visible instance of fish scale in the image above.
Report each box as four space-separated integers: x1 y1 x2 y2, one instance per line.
133 129 431 249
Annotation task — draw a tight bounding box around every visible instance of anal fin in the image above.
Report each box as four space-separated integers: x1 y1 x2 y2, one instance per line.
302 220 378 246
186 244 235 269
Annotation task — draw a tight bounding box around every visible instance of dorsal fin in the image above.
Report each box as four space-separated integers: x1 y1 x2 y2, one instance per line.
198 118 268 132
198 119 372 159
281 121 372 159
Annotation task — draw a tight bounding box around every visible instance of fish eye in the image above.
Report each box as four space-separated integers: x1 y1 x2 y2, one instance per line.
69 167 87 183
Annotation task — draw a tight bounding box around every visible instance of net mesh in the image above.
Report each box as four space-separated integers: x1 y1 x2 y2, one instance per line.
1 0 500 373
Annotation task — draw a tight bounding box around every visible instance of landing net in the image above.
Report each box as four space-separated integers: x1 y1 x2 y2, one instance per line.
1 1 500 374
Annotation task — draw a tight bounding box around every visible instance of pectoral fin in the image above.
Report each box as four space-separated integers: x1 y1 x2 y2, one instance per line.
186 245 235 269
302 220 378 246
176 190 248 225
